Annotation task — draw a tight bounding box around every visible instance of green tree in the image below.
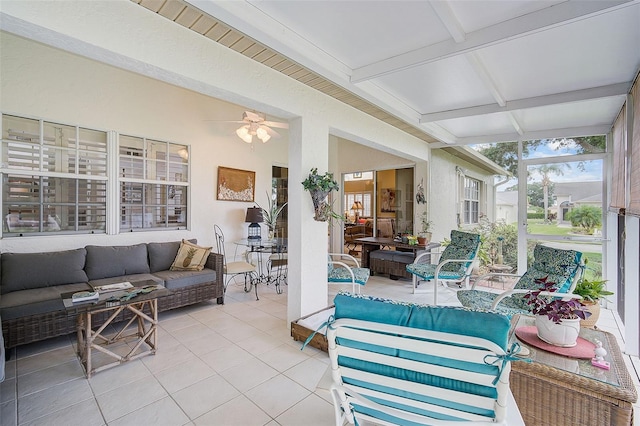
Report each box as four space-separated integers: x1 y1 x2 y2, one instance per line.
477 136 606 175
472 217 518 269
567 205 602 234
533 164 566 223
526 182 555 209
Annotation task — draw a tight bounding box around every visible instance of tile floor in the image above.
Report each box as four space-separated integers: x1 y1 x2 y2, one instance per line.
1 275 638 425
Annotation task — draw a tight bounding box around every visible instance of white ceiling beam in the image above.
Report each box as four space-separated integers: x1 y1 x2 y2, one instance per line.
430 124 613 148
420 82 631 123
429 1 466 43
351 0 634 83
465 52 506 106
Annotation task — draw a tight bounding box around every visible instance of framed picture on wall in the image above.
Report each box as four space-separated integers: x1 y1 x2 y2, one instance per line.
380 188 399 212
217 166 256 202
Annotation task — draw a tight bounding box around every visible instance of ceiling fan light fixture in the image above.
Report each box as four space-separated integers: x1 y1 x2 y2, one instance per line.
256 127 271 142
236 125 253 143
259 133 271 143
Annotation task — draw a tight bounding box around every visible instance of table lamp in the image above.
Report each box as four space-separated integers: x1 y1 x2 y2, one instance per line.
245 207 263 241
351 201 363 222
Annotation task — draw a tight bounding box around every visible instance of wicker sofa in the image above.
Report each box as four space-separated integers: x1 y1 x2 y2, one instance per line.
0 240 224 350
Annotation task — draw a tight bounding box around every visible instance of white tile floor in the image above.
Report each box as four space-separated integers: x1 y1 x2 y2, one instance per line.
1 275 638 425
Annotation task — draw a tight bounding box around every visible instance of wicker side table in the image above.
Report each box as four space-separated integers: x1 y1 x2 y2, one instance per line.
509 316 637 425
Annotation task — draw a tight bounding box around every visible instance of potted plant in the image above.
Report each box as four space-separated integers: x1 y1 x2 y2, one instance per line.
259 191 287 239
302 168 341 222
417 211 432 245
573 276 612 329
523 276 591 347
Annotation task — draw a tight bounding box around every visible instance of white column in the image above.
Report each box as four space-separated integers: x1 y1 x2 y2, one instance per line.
287 116 331 324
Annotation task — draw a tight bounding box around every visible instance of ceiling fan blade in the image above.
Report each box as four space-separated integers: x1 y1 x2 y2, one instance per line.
262 120 288 129
259 125 281 138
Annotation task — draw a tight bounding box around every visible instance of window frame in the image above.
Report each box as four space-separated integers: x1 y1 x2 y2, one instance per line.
1 114 108 236
463 176 481 225
118 134 189 232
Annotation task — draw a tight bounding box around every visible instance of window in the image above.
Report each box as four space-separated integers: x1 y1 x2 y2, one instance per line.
1 114 107 235
463 177 480 225
119 135 188 231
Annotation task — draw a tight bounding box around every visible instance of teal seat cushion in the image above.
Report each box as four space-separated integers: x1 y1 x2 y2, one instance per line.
405 263 464 281
333 292 510 348
328 267 370 286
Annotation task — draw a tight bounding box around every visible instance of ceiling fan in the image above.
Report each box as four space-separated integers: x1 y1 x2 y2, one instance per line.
224 111 289 144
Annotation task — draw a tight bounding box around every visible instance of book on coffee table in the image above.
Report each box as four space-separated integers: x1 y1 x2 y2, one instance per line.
71 291 100 303
92 282 133 293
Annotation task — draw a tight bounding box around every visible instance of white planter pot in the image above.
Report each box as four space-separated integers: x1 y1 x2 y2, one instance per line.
535 315 581 347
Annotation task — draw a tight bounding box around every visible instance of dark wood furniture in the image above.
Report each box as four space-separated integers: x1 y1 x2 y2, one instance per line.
356 237 439 279
509 315 637 425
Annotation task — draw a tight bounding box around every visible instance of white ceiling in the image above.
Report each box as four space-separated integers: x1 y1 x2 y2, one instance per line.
189 0 640 146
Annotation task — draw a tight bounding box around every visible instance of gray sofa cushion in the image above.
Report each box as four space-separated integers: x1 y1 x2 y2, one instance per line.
0 282 91 320
85 244 150 280
147 239 197 273
88 273 162 288
1 249 88 295
152 269 216 290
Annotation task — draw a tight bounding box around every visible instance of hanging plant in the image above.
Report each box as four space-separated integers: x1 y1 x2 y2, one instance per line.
302 168 342 222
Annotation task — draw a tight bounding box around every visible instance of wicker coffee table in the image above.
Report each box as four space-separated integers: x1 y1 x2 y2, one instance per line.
509 315 637 425
63 281 170 378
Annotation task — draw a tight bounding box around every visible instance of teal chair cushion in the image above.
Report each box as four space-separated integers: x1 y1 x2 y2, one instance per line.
456 244 583 317
405 230 480 280
439 230 481 274
521 245 582 293
328 267 370 286
333 292 510 349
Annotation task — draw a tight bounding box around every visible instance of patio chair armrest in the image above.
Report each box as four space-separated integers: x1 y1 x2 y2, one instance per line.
413 249 441 264
490 288 582 310
329 261 356 283
329 252 361 268
470 272 523 290
433 258 475 287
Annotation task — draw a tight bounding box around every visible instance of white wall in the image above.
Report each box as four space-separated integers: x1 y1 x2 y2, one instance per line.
0 31 287 253
0 0 429 321
429 149 498 243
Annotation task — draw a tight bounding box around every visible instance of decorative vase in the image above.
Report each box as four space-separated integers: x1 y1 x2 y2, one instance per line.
535 315 581 347
309 189 331 221
268 228 275 240
580 301 600 329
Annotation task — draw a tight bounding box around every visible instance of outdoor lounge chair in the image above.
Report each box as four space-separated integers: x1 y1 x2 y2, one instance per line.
327 293 524 425
328 253 370 294
406 230 481 305
457 244 584 317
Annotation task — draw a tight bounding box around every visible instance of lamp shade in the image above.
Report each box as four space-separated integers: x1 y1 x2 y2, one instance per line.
245 207 263 223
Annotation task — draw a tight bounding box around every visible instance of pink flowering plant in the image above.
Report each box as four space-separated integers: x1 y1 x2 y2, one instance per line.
523 276 591 324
